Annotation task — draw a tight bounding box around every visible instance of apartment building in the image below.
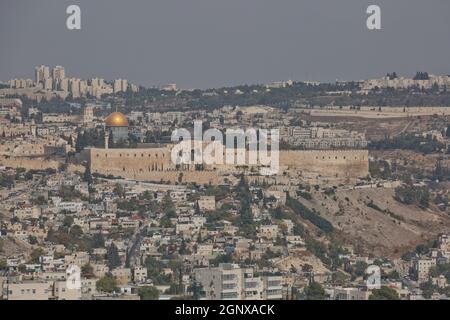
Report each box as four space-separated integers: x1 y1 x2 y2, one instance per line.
133 266 148 283
53 280 82 300
4 281 51 300
194 263 283 300
197 196 216 212
326 287 370 300
414 258 436 283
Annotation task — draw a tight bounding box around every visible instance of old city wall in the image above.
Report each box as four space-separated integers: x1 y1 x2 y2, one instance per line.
279 149 369 178
88 148 226 184
88 147 369 184
0 156 61 170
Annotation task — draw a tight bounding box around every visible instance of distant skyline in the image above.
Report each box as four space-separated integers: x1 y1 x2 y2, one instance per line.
1 0 450 89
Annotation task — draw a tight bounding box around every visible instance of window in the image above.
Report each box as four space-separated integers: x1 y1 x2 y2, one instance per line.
221 292 238 299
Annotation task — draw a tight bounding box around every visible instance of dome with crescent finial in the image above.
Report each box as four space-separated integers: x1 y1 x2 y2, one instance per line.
105 112 129 127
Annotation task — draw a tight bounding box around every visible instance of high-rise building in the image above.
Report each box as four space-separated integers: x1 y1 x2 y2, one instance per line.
91 78 105 98
114 79 128 93
35 65 50 84
91 78 104 89
194 264 283 300
60 78 69 92
44 78 53 91
83 104 94 124
70 78 80 98
79 80 88 96
52 66 66 81
162 83 177 91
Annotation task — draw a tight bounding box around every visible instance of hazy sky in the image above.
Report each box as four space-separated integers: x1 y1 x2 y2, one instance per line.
1 0 450 89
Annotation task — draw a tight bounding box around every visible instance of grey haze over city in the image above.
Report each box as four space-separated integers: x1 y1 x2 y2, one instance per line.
1 0 450 89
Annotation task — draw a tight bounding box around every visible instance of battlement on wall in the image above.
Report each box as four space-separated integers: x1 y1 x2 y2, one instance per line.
87 147 369 184
89 147 170 159
280 149 369 179
280 149 368 163
282 149 368 157
0 156 61 170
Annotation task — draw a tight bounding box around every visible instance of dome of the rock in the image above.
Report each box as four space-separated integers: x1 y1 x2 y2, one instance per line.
105 112 129 127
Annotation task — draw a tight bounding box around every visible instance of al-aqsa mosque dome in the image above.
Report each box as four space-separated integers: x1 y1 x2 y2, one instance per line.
105 112 129 127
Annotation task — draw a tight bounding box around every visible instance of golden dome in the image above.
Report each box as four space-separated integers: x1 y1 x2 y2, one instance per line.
105 112 129 127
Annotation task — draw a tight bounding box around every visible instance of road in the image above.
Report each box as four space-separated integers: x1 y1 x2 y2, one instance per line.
126 224 147 268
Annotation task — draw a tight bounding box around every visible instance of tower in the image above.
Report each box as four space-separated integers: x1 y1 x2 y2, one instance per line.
52 66 66 81
83 104 94 124
104 131 109 149
34 65 50 85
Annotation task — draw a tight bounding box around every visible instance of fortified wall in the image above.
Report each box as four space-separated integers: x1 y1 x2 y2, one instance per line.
86 147 228 185
0 156 61 170
280 149 369 179
86 147 369 184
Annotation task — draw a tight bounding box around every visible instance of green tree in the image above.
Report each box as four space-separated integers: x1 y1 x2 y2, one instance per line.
162 194 175 213
349 261 368 279
189 281 204 300
138 286 160 300
30 248 44 264
165 283 183 295
394 185 430 208
369 286 400 300
429 263 450 282
106 243 121 270
83 166 93 184
286 195 334 233
114 183 125 198
332 271 350 286
420 281 437 299
63 216 74 228
91 233 105 248
304 282 326 300
69 225 83 239
96 275 118 293
81 263 94 276
28 235 38 245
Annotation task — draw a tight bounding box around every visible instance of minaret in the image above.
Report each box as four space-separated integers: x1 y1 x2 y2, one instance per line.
105 131 109 149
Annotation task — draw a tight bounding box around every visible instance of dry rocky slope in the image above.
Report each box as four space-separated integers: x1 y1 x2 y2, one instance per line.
296 187 450 258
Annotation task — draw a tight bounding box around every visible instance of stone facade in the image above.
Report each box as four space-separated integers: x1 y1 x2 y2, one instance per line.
279 149 369 179
0 156 61 170
86 146 369 184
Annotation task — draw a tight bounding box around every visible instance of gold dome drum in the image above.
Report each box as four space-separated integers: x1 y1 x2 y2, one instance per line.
105 112 129 127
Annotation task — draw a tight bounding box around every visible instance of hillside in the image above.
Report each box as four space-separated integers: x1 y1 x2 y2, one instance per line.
293 187 450 258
